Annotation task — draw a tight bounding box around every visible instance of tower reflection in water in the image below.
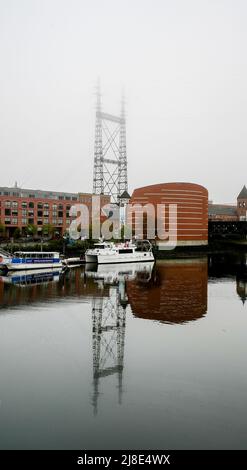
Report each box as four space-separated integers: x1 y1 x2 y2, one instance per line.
85 258 208 412
85 262 154 414
0 259 209 414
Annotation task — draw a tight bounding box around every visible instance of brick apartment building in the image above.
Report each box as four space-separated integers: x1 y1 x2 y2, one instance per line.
0 184 110 238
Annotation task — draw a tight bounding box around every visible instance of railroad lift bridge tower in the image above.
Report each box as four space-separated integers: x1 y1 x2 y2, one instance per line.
93 81 129 204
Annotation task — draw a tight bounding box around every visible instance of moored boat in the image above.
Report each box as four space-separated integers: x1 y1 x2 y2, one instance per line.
0 251 63 272
85 240 154 264
0 249 12 273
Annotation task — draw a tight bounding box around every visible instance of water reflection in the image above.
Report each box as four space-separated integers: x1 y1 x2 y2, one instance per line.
0 268 109 308
0 269 63 287
127 258 208 324
1 255 247 448
1 255 246 313
84 259 209 412
209 252 247 305
236 276 247 305
85 262 154 414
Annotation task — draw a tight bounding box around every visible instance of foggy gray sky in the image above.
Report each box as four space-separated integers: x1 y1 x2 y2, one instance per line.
0 0 246 203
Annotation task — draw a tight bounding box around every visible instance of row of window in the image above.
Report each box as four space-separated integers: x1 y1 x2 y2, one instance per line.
0 192 78 201
4 218 71 226
79 196 92 203
3 210 70 217
239 202 246 208
4 218 18 225
3 201 72 210
4 201 18 208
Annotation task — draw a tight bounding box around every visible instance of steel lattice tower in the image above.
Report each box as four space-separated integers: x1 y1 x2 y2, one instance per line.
93 80 128 203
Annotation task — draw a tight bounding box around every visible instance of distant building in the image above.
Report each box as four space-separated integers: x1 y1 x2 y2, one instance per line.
237 185 247 221
119 190 131 226
208 185 247 222
208 204 238 221
119 190 131 207
0 185 110 238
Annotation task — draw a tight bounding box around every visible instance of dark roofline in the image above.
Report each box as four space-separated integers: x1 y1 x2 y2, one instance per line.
237 185 247 199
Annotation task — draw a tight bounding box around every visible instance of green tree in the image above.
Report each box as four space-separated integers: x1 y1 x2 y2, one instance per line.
25 224 37 236
42 224 55 238
13 227 21 239
0 223 5 237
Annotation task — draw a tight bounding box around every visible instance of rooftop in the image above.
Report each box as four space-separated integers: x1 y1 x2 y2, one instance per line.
120 190 131 199
237 185 247 199
208 204 238 216
0 185 79 201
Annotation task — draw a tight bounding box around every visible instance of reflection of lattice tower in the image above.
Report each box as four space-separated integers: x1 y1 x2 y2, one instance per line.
92 285 127 415
93 80 128 204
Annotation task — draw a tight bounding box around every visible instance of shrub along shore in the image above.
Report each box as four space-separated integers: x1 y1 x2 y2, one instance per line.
0 238 246 260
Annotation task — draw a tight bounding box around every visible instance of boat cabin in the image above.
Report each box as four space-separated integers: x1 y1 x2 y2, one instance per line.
13 252 60 259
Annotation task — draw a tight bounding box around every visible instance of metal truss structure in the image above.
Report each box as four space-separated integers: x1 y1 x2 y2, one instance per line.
91 283 127 414
93 80 128 203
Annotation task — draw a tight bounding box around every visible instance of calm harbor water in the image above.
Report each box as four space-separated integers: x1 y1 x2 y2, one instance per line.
0 253 247 450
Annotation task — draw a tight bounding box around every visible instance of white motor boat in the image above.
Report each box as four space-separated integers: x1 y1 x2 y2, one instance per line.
85 240 154 264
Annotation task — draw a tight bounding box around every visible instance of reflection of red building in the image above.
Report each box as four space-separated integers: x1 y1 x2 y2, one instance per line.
127 259 208 324
129 182 208 247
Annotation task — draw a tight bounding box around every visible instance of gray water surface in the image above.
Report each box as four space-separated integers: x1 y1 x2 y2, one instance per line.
0 255 247 449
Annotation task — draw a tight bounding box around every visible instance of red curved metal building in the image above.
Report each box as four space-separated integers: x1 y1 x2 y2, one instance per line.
129 182 208 247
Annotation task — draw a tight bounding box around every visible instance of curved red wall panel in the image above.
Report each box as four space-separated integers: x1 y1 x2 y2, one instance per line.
130 182 208 246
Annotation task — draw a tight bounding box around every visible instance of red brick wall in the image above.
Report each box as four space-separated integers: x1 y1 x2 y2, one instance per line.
0 195 81 235
0 193 112 237
237 198 247 219
208 214 238 221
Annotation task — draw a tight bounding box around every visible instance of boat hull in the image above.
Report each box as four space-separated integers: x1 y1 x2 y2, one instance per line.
85 252 154 264
6 262 63 271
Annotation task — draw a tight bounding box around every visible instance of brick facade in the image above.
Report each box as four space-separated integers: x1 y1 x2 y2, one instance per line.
237 186 247 221
0 186 110 238
208 186 247 222
129 182 208 247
